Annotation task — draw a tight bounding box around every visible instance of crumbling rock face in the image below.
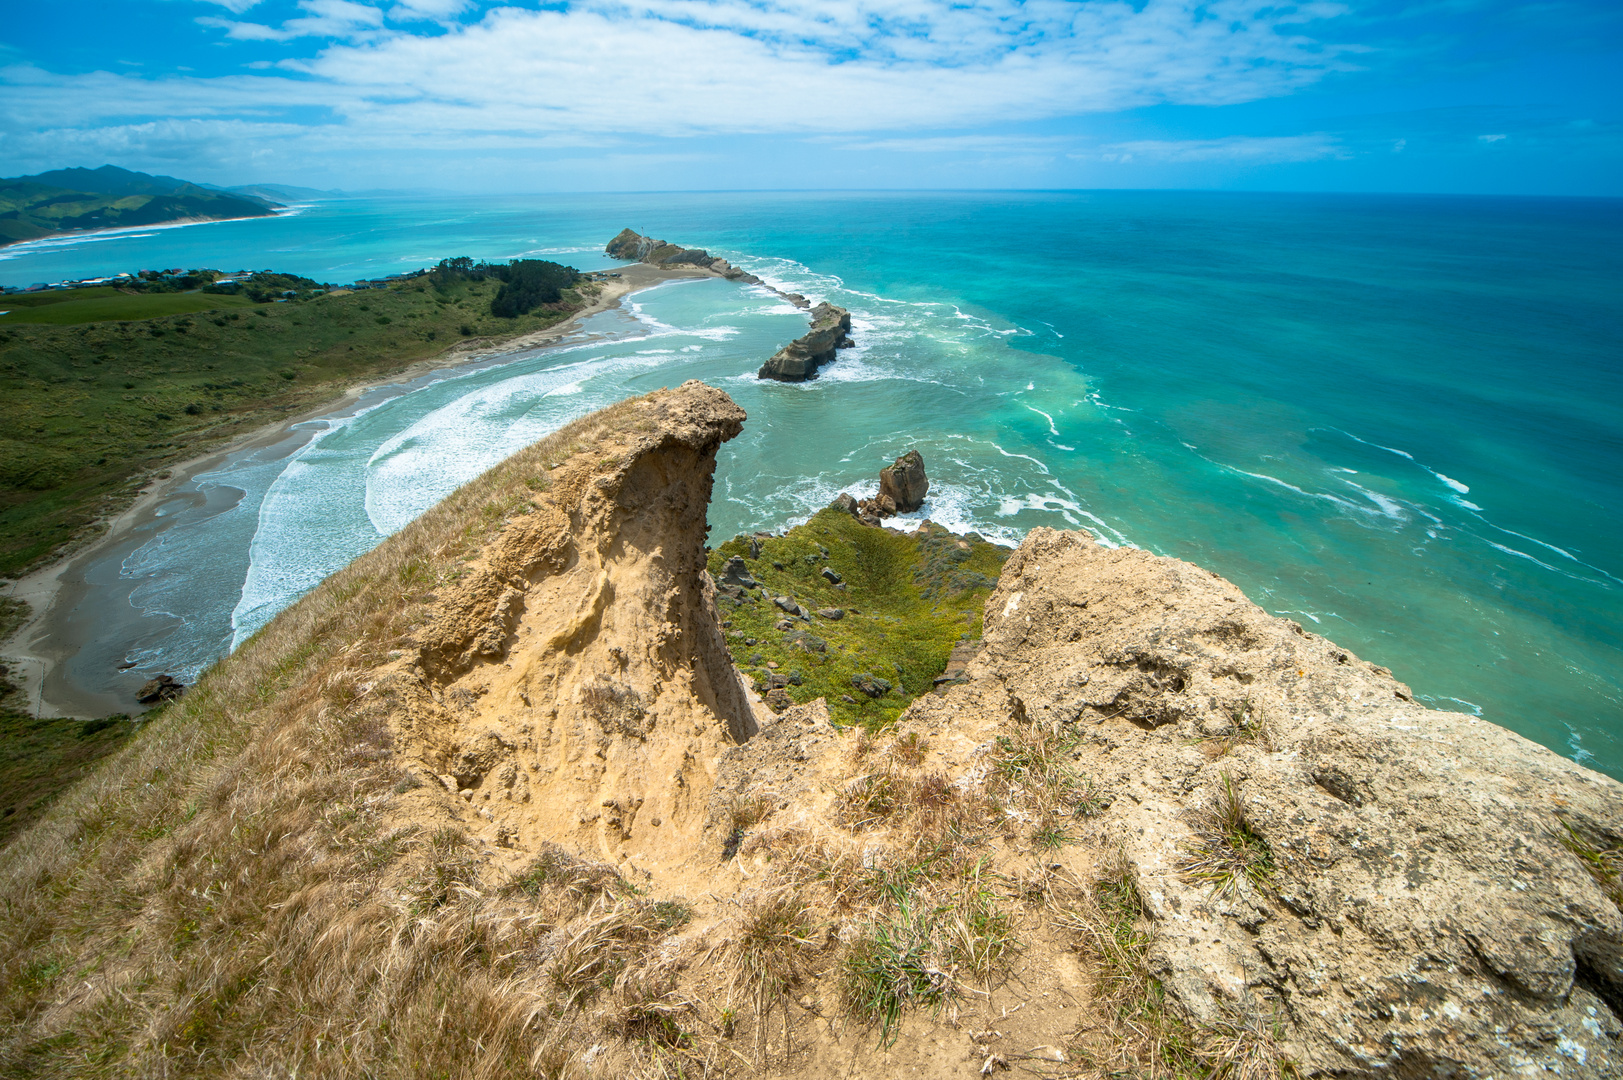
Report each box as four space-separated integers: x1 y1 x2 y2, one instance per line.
382 382 756 865
952 526 1623 1077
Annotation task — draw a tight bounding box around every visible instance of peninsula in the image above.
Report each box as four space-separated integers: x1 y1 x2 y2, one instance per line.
0 166 283 249
604 228 856 381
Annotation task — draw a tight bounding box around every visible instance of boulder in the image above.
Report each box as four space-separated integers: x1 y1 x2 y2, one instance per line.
717 556 757 590
135 674 185 704
820 566 843 585
757 303 854 382
850 672 892 698
879 450 929 513
830 493 859 517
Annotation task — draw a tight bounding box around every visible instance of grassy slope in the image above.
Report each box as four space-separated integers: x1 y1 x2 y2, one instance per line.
0 184 274 247
0 396 660 1077
709 508 1009 727
0 287 260 325
0 278 595 577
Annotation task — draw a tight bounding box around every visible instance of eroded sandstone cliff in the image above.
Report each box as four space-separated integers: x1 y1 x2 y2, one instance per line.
3 385 1619 1080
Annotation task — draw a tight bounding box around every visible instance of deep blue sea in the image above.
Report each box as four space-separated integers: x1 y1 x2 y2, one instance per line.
4 191 1620 777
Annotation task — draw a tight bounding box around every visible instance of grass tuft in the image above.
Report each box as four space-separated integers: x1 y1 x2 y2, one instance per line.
1554 817 1623 912
1178 773 1275 898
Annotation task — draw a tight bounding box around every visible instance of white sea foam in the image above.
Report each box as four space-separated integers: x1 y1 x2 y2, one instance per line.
1433 472 1469 494
1024 404 1060 435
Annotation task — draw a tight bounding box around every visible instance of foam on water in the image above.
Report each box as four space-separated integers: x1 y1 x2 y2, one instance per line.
14 192 1619 779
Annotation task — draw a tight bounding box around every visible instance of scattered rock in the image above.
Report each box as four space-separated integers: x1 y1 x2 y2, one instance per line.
850 672 892 698
772 596 811 619
820 565 844 585
829 493 859 517
763 688 793 712
717 555 757 589
816 608 844 621
135 674 185 704
785 631 827 653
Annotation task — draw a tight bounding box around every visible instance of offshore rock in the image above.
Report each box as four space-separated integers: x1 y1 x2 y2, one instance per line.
757 302 854 382
879 449 929 512
135 674 185 704
925 526 1623 1077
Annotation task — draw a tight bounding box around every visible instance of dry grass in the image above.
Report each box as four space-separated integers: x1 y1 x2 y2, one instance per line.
1194 698 1272 759
991 716 1106 851
1058 853 1297 1080
0 392 670 1078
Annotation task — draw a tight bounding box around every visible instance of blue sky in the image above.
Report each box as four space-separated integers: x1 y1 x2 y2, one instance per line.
2 0 1619 193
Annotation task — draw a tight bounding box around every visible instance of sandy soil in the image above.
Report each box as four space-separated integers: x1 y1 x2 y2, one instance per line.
0 261 713 719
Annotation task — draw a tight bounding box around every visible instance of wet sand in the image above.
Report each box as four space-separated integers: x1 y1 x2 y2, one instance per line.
0 262 710 717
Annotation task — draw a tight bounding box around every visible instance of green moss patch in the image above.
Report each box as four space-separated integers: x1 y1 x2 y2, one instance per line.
707 508 1010 729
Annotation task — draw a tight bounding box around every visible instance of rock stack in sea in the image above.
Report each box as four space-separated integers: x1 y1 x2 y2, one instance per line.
832 449 931 523
755 301 854 382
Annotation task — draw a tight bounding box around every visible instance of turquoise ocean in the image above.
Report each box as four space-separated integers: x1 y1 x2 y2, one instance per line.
3 191 1620 777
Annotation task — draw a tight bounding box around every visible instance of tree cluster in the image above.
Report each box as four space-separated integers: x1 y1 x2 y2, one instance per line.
430 257 581 318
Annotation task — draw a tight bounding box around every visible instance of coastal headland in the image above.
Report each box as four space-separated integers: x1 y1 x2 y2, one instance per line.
0 381 1617 1078
604 228 855 381
0 259 711 722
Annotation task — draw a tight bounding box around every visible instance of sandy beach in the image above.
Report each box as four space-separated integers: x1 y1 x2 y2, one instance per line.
0 261 712 718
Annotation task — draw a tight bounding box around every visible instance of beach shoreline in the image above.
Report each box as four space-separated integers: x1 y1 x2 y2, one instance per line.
0 261 710 718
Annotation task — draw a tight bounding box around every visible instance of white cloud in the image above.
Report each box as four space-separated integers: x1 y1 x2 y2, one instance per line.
1091 134 1349 163
193 0 264 12
199 0 387 42
8 0 1367 179
833 135 1077 154
390 0 470 19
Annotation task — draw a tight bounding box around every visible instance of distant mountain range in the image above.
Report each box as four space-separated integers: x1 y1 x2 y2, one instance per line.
0 166 349 249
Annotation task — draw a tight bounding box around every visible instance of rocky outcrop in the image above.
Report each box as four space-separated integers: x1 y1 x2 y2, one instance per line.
756 301 854 382
135 673 184 704
878 449 928 512
848 448 930 521
603 229 858 382
384 381 756 863
604 227 763 285
912 526 1623 1077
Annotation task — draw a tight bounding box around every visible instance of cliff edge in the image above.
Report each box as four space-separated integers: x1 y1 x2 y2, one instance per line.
1 389 1619 1079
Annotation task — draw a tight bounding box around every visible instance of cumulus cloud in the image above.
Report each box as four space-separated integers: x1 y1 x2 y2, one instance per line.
8 0 1366 178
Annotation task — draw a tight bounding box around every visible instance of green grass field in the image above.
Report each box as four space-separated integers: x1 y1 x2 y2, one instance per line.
708 508 1009 727
0 286 261 325
0 278 594 577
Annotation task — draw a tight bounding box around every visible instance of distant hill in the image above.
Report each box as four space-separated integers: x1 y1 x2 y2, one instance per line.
223 183 341 203
0 165 283 249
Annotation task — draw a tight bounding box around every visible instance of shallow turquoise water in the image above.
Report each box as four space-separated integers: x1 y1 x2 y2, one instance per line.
7 192 1620 776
